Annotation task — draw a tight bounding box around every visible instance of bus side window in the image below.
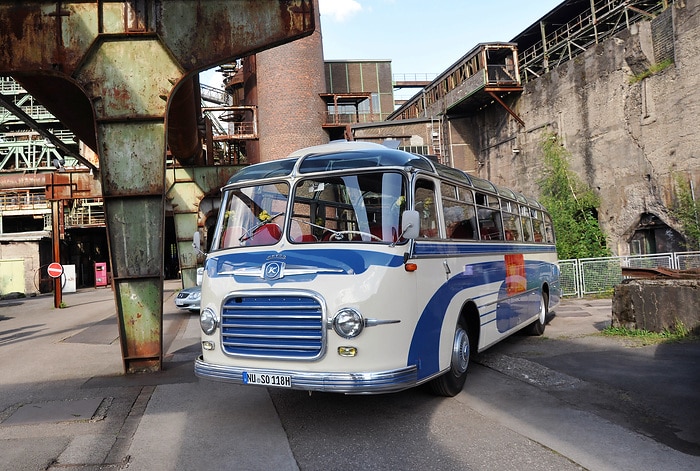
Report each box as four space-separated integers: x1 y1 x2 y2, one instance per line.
441 183 477 240
544 213 555 244
415 180 438 238
477 208 501 240
521 212 534 242
476 192 503 240
532 211 545 242
502 211 522 241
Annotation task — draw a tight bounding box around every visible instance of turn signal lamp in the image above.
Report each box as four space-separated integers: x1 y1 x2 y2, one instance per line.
404 263 418 272
338 346 357 357
202 341 215 351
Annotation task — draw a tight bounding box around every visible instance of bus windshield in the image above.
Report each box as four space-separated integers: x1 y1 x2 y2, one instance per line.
213 171 407 249
216 182 290 249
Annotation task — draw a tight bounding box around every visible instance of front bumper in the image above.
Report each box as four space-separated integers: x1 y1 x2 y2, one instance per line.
194 356 418 394
175 302 199 310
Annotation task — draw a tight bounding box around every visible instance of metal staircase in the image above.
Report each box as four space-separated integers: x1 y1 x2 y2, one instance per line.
0 76 80 172
431 118 443 164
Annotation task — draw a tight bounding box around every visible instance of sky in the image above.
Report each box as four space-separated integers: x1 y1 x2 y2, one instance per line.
201 0 563 94
318 0 562 77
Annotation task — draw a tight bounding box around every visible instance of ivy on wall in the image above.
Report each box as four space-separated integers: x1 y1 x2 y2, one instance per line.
671 174 700 251
537 132 610 259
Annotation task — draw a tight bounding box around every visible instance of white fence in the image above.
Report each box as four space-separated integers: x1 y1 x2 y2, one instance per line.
559 251 700 298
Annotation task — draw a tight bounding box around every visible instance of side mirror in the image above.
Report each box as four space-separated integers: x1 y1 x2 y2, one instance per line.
400 210 420 240
193 231 206 255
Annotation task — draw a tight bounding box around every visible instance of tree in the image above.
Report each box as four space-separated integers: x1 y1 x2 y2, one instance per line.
537 132 609 259
670 174 700 251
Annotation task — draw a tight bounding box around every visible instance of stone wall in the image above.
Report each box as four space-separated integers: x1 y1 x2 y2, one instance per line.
455 1 700 255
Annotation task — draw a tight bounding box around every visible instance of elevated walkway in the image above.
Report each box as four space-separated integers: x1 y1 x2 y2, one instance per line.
389 43 522 124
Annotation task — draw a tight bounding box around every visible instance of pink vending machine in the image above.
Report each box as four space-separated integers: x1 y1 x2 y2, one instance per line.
94 262 107 287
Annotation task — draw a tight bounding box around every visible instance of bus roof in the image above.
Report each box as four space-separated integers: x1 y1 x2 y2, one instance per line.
226 141 433 185
225 142 542 208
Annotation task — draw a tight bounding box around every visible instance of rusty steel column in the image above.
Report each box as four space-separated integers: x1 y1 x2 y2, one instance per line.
0 1 315 373
78 37 178 372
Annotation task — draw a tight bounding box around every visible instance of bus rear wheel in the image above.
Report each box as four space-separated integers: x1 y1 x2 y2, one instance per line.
429 319 470 397
525 292 548 336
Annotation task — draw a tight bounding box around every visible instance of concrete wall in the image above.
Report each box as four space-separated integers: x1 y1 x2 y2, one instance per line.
612 279 700 334
453 1 700 255
0 240 41 295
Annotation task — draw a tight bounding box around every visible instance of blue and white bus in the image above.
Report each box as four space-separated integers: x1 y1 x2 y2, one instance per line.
194 141 560 396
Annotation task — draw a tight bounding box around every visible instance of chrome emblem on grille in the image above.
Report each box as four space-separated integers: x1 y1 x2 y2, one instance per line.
263 261 284 280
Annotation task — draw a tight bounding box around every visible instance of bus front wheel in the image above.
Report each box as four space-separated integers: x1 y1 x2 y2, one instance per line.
429 319 470 397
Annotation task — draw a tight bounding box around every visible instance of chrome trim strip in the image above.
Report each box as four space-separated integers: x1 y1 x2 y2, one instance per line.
221 266 344 278
364 318 400 327
194 356 418 394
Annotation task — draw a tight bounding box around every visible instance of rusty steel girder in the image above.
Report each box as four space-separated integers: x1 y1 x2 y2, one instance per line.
0 1 315 373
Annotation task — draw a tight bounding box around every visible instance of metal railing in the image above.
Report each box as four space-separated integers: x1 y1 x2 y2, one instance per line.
519 0 671 83
0 191 48 211
392 73 438 83
65 198 105 227
560 251 700 297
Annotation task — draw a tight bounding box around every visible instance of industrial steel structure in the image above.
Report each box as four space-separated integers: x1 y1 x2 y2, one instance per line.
516 0 671 82
0 0 316 374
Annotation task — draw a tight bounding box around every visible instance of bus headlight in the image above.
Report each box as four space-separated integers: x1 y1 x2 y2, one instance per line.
200 307 218 335
333 308 364 338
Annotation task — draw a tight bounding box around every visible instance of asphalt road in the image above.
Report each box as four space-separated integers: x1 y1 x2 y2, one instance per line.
1 287 699 471
270 299 700 471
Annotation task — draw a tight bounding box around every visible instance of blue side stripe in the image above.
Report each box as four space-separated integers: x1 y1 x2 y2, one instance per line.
408 258 557 381
414 241 557 256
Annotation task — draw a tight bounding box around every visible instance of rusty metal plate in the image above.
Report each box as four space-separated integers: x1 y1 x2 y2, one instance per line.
114 279 163 372
105 196 164 278
97 121 166 196
155 0 315 72
1 1 313 76
78 39 179 119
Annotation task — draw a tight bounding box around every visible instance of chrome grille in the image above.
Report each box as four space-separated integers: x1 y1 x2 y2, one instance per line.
220 293 324 360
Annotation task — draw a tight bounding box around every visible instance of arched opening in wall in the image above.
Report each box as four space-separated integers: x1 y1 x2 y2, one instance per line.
629 213 684 255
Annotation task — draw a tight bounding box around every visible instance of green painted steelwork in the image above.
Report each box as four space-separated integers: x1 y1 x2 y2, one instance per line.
0 1 315 373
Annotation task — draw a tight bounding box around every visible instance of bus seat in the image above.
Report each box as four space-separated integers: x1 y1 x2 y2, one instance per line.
248 224 281 245
369 224 398 242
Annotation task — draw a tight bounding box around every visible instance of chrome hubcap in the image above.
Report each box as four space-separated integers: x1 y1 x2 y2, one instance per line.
452 327 470 374
539 296 547 324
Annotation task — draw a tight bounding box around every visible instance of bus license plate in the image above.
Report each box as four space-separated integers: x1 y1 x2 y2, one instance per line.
243 371 292 388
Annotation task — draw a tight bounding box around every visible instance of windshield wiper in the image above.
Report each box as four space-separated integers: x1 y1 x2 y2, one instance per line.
239 212 284 242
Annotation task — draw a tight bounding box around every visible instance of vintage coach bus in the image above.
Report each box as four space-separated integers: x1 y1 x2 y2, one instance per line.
194 141 560 396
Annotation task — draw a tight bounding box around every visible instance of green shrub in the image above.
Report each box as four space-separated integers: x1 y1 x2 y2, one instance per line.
538 132 610 259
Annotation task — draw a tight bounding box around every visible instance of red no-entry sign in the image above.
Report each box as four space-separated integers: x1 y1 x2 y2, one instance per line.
47 262 64 279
